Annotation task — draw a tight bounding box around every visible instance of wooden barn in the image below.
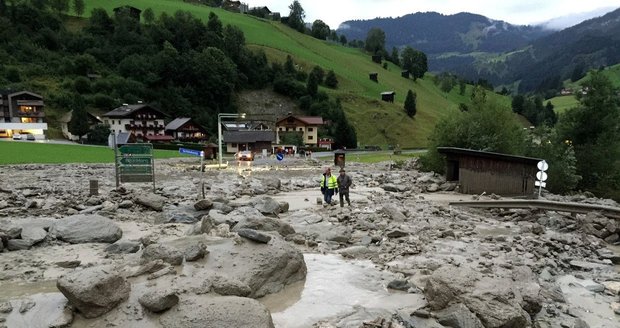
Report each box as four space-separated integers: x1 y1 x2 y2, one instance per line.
401 70 410 78
381 91 395 102
369 72 378 82
437 147 541 197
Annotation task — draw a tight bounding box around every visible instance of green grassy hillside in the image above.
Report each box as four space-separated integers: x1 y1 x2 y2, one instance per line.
550 63 620 114
81 0 509 148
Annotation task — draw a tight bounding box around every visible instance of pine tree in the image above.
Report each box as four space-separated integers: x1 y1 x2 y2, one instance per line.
325 70 338 89
404 89 417 117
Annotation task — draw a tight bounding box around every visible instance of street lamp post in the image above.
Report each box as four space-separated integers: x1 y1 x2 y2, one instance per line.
218 113 246 168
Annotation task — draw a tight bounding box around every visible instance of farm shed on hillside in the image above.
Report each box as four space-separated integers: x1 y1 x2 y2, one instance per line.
437 147 541 197
369 72 378 82
381 91 395 102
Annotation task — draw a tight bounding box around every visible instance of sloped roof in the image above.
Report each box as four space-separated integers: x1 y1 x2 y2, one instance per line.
144 135 175 141
103 104 168 118
58 110 102 124
437 147 541 165
165 118 192 131
276 114 324 126
223 131 276 143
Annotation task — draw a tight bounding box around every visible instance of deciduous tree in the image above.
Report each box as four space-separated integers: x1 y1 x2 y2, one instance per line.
287 1 305 33
364 28 385 54
311 19 330 40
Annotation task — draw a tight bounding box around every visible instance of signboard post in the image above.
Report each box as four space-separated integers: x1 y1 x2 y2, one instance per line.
179 148 206 199
536 160 549 197
114 143 155 191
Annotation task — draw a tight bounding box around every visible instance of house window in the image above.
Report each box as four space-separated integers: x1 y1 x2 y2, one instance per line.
298 128 303 131
308 127 313 132
279 127 283 131
308 136 314 140
21 117 35 123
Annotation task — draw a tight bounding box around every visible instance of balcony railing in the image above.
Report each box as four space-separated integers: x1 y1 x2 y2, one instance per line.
125 124 164 130
16 111 45 117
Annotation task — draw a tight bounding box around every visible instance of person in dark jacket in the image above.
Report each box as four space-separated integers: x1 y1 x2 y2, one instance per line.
336 168 352 207
320 167 338 204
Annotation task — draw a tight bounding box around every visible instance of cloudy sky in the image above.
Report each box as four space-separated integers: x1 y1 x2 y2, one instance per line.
243 0 620 29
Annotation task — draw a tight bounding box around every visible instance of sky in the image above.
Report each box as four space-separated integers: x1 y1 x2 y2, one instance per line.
243 0 620 29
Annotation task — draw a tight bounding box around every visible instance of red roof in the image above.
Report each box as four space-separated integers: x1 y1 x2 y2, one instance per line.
144 135 175 141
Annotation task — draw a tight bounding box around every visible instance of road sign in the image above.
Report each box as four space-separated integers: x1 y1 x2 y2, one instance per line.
276 153 284 161
537 160 549 171
536 171 548 182
115 143 154 188
179 148 203 157
535 181 547 187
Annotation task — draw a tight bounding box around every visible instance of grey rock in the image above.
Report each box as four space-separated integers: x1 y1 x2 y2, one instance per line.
194 199 213 211
426 183 440 192
159 295 274 328
387 279 411 291
200 215 218 234
56 266 130 318
232 216 295 237
127 260 168 278
135 193 166 211
412 309 431 319
237 229 272 244
424 266 479 310
20 226 47 243
0 226 21 239
336 246 376 259
464 296 530 328
138 290 178 313
7 239 37 251
184 243 208 261
386 229 409 238
105 240 141 254
604 233 619 244
0 302 12 313
255 197 281 216
141 243 184 266
278 201 289 213
262 178 281 190
573 318 590 328
56 260 81 268
50 214 122 244
163 208 198 224
437 303 484 328
210 275 252 297
118 200 133 208
531 223 545 235
381 204 407 221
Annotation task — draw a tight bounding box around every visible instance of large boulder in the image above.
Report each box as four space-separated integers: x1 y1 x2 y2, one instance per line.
159 295 274 328
105 240 141 254
436 303 484 328
424 266 479 310
50 214 122 244
380 204 407 221
141 243 184 266
254 197 281 216
232 216 295 237
135 193 166 211
138 289 178 313
56 266 130 318
201 236 306 298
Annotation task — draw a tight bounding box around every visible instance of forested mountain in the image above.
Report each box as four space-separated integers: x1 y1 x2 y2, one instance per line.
338 12 550 54
338 8 620 93
337 12 552 71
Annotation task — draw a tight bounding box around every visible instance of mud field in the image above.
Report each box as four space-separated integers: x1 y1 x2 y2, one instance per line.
0 157 619 328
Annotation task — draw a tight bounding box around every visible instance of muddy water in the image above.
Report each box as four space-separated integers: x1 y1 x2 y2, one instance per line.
557 275 620 328
259 253 424 328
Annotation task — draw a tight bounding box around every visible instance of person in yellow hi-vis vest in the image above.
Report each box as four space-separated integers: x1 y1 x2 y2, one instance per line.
320 167 338 205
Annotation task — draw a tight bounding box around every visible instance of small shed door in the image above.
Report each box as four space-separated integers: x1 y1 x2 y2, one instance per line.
446 160 459 181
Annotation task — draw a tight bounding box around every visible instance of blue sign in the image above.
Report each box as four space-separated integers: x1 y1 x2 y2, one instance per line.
179 148 202 157
276 153 284 161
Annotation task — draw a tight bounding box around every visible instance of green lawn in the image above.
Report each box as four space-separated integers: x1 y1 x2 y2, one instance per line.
0 142 186 164
548 95 579 114
79 0 511 148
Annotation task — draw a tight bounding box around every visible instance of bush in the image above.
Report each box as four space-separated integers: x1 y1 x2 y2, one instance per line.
273 75 306 98
74 76 91 94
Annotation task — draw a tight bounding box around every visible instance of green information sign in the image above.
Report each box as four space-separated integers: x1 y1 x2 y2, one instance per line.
115 143 155 188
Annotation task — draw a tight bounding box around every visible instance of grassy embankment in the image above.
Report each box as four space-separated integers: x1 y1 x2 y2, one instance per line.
0 142 188 165
81 0 510 148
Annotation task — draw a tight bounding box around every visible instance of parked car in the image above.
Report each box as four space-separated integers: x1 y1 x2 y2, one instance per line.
12 133 22 140
25 134 35 141
236 150 254 161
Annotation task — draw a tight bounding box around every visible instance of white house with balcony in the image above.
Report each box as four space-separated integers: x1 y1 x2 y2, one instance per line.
102 103 172 142
0 90 48 139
